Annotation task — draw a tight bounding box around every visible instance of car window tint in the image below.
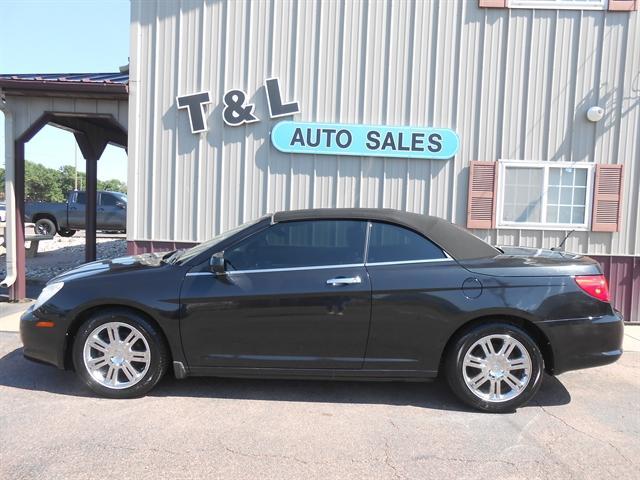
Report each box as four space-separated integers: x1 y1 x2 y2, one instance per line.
100 193 119 206
367 222 446 263
225 220 367 270
75 192 86 204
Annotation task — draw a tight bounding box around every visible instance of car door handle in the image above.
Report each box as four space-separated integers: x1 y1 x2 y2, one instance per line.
326 276 361 286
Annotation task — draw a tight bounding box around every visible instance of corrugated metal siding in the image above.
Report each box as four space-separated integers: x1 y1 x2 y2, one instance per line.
129 0 639 256
592 255 640 323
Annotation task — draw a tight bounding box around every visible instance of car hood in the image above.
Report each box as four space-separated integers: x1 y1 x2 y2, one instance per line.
458 246 602 277
49 252 169 284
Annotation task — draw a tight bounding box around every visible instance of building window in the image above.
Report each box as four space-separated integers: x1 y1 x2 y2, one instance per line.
506 0 607 9
497 161 594 230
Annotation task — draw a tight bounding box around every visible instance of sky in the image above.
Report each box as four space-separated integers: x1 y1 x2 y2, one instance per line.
0 0 130 182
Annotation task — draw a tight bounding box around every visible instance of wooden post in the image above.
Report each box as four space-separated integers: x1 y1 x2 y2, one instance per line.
9 140 26 301
85 155 98 263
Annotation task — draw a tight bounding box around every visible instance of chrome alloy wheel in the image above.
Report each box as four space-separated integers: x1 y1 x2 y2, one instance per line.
82 322 151 390
462 334 532 403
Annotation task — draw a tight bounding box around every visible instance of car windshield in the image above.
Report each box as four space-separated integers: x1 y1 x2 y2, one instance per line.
169 216 267 264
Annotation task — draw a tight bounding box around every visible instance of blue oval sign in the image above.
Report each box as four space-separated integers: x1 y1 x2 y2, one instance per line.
271 121 459 160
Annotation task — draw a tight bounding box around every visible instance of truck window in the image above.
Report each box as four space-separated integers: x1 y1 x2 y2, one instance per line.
100 193 119 207
75 192 86 204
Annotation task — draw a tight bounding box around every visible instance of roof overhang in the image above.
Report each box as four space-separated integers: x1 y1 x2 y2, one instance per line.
0 74 128 100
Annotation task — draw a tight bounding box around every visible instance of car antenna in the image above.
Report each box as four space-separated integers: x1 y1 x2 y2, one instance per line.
552 229 575 251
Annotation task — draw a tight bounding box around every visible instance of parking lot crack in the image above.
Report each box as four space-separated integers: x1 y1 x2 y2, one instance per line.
383 437 404 480
412 454 518 468
219 443 321 467
536 403 634 466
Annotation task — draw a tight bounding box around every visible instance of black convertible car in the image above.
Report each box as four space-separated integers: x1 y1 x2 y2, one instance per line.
20 208 623 412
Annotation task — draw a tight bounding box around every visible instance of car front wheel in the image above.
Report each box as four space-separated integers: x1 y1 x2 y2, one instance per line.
445 323 544 413
72 309 169 398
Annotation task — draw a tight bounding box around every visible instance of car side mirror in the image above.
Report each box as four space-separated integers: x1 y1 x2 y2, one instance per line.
210 252 226 275
116 201 126 209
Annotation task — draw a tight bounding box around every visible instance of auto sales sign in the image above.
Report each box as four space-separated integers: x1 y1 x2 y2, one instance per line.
177 78 459 160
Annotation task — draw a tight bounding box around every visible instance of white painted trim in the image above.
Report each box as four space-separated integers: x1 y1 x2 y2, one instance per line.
0 103 17 289
496 160 595 231
507 0 607 10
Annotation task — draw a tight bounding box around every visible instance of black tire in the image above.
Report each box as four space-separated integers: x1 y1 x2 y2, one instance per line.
34 218 56 236
445 323 544 413
72 308 169 399
58 228 76 237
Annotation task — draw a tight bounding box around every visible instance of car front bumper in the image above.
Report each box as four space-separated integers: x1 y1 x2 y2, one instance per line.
540 310 624 375
20 305 68 369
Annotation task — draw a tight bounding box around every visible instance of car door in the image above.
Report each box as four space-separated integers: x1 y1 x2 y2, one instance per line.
67 192 86 228
97 192 125 229
180 219 372 370
363 221 468 374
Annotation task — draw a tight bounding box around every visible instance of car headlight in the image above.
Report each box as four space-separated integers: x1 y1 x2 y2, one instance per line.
33 282 64 310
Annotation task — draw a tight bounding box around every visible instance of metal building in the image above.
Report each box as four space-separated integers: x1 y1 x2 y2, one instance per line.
127 0 639 320
1 1 638 320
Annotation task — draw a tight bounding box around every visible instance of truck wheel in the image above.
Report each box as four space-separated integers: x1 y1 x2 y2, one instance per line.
35 218 57 236
58 228 76 237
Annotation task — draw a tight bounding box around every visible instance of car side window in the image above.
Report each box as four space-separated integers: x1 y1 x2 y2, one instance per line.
75 192 86 204
367 222 446 263
100 193 119 207
224 220 368 271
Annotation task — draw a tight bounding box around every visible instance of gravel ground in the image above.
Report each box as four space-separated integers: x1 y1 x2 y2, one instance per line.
0 332 638 480
0 232 127 283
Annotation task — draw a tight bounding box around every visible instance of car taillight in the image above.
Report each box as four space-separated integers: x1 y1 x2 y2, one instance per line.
574 275 610 303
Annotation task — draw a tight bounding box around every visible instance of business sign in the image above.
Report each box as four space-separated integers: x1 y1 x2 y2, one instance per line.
177 78 299 133
177 78 459 160
271 121 459 160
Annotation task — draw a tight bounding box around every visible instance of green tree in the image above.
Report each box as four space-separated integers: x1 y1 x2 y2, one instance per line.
98 178 127 193
57 164 85 196
25 161 64 202
8 161 126 202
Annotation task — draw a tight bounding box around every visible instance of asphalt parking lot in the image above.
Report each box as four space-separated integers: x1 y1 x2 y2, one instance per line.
0 331 638 480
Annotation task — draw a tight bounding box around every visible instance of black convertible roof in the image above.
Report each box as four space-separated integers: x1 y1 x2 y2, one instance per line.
272 208 499 260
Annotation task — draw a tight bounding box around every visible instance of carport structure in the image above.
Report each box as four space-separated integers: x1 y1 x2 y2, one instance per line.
0 73 128 301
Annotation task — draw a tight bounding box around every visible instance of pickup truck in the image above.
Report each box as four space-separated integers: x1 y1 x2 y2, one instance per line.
25 190 127 237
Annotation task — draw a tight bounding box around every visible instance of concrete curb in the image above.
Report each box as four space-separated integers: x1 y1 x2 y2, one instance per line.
0 305 32 333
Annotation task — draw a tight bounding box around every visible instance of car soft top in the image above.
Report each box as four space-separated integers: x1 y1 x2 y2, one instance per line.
271 208 499 261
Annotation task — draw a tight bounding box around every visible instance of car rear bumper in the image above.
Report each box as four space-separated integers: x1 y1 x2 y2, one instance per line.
20 306 67 369
539 310 624 375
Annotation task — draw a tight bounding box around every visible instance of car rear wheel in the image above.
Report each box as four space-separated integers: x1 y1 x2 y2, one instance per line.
35 218 56 236
445 323 544 413
72 309 169 398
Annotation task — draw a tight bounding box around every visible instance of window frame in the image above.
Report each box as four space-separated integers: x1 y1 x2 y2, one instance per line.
363 221 452 266
496 160 595 231
222 219 369 272
215 219 454 274
506 0 607 10
99 192 119 207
